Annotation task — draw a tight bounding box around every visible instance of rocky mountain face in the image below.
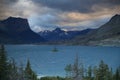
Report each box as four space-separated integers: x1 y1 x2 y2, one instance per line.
38 27 92 41
72 14 120 46
0 17 45 44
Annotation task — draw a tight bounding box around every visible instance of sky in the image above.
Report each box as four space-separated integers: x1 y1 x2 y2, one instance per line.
0 0 120 32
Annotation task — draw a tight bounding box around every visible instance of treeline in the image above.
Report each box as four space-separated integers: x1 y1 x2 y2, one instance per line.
37 56 120 80
35 54 120 80
64 54 120 80
40 76 65 80
0 45 37 80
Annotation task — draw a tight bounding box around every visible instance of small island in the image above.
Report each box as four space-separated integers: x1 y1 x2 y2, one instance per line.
52 47 58 52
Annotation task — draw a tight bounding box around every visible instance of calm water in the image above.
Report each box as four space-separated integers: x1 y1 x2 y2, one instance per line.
5 45 120 77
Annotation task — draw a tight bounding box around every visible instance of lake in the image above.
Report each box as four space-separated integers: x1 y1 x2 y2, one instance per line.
5 45 120 77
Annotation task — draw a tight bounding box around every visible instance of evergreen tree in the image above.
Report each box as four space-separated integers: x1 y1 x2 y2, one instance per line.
97 60 109 80
65 54 84 80
93 66 98 80
87 66 92 80
8 58 18 80
65 64 72 78
25 59 37 80
106 68 113 80
0 45 38 80
114 67 120 80
18 62 26 80
0 45 9 80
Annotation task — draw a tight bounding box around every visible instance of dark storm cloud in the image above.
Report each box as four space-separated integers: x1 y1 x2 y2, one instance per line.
32 0 120 13
0 0 120 31
0 0 18 4
0 0 18 8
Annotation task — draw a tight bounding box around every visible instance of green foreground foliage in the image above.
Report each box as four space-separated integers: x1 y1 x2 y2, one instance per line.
0 45 120 80
64 54 120 80
0 45 38 80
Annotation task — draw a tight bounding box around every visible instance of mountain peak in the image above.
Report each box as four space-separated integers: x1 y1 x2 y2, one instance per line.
0 16 45 44
7 16 26 19
6 16 27 22
54 27 61 31
114 14 120 17
53 27 64 33
109 14 120 24
1 16 29 32
111 14 120 19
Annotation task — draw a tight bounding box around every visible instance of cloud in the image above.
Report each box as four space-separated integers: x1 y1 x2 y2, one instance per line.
0 0 18 19
29 8 119 31
0 0 18 4
28 0 120 31
0 0 120 32
0 0 42 19
32 0 120 13
30 25 43 32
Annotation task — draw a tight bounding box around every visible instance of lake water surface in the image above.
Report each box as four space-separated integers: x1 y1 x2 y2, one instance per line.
5 45 120 77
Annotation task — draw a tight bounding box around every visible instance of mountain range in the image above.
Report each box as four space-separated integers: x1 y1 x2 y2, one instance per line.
0 17 45 44
38 27 93 41
0 14 120 46
71 14 120 46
